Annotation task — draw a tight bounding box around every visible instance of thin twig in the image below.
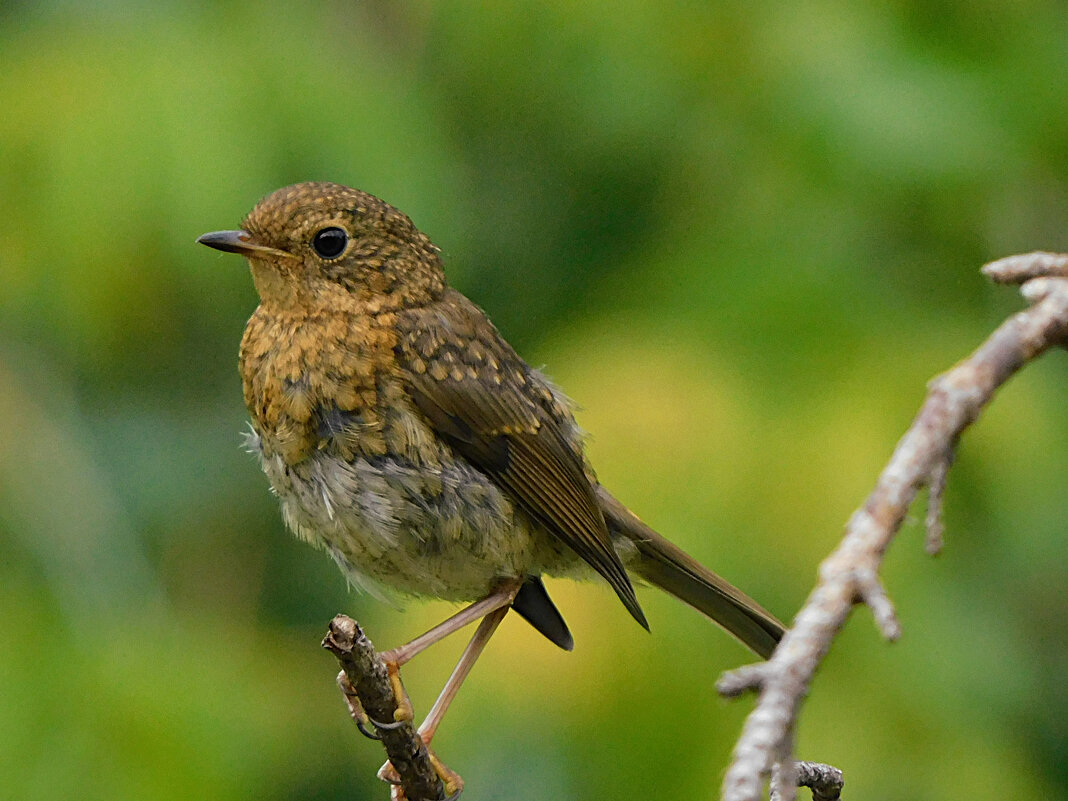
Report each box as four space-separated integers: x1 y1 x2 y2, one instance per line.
794 761 844 801
983 251 1068 283
323 615 446 801
719 256 1068 801
924 454 950 555
716 663 771 698
769 760 843 801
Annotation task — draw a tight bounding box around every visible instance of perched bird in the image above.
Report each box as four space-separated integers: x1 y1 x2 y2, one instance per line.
197 182 783 766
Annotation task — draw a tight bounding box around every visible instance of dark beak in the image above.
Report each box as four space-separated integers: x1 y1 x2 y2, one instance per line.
196 230 289 258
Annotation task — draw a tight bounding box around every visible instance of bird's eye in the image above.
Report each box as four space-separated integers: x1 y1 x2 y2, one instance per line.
311 227 349 259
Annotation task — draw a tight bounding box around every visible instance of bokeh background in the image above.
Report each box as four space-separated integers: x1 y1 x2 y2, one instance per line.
1 2 1066 799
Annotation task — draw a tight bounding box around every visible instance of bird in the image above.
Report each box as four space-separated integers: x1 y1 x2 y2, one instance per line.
198 181 784 791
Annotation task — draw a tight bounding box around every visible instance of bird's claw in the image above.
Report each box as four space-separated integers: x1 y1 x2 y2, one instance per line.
378 761 403 786
337 671 377 739
370 716 409 732
378 748 464 800
429 752 464 799
387 661 415 722
337 670 408 740
355 717 382 740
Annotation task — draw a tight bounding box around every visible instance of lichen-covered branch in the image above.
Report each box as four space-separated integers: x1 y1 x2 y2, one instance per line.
322 615 446 801
719 254 1068 801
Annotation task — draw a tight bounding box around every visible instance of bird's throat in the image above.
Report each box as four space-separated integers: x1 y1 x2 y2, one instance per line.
247 257 307 311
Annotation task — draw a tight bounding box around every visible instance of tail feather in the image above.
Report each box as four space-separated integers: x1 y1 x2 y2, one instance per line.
597 487 785 659
512 576 574 651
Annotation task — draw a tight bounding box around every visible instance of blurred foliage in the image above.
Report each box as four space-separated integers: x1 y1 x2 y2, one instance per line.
1 1 1066 799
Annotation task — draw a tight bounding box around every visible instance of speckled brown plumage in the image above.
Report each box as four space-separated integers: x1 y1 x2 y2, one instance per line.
198 181 785 658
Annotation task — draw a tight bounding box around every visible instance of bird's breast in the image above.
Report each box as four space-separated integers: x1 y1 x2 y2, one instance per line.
238 306 587 600
239 308 436 467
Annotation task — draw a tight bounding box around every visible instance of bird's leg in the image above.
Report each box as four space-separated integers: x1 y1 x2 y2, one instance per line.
382 580 521 666
418 602 509 744
375 580 521 724
379 602 512 798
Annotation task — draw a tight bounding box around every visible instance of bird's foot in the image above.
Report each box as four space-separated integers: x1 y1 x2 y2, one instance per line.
378 748 464 800
385 660 415 723
336 670 410 740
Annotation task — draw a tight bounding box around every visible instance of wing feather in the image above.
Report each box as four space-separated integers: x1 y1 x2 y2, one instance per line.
398 293 646 628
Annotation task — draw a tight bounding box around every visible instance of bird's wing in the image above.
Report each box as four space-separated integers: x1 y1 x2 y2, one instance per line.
396 291 646 628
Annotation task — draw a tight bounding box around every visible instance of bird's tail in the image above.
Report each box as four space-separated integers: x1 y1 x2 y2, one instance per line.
596 488 785 659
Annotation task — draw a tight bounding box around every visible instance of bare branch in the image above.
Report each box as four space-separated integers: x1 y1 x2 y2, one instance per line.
717 663 771 698
854 567 900 641
768 743 797 801
924 454 950 555
1022 277 1068 310
322 616 446 801
720 257 1068 801
768 760 843 801
982 251 1068 283
793 762 844 801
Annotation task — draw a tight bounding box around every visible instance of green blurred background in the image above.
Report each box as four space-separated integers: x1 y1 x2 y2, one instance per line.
1 2 1066 799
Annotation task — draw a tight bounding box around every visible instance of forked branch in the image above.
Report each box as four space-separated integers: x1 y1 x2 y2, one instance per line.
718 252 1068 801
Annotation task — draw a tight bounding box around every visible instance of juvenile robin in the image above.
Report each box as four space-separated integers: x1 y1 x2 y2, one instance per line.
198 182 784 790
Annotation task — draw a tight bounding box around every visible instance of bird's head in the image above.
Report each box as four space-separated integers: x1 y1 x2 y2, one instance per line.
197 182 447 313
